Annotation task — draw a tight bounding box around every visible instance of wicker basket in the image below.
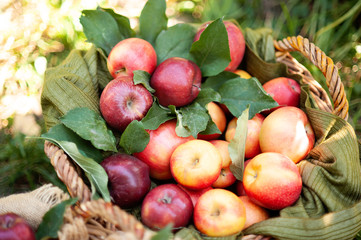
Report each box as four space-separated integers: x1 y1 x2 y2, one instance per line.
43 36 349 240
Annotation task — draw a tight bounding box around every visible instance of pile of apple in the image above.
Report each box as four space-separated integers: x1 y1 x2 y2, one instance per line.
99 20 315 237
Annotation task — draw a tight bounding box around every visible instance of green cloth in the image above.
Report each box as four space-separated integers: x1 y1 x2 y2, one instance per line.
41 45 112 130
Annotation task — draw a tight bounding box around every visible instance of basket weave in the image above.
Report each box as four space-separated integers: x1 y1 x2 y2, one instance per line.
43 36 349 240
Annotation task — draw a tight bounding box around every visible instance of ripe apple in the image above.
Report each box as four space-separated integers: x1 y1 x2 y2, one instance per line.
133 120 194 180
243 152 303 210
170 139 222 190
262 77 301 110
193 189 246 237
194 21 245 72
178 184 212 207
198 102 227 140
209 140 236 188
239 196 269 229
150 57 202 107
107 38 157 78
99 75 153 132
235 159 251 196
101 153 151 209
259 106 315 163
0 213 35 240
141 184 193 230
233 69 252 79
225 113 265 159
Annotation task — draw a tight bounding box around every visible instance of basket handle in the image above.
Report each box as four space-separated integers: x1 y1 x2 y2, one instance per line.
274 35 349 120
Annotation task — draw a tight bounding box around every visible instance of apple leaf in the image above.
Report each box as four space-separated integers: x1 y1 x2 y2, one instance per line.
139 0 168 46
198 117 222 135
189 18 231 77
60 107 117 152
36 198 78 240
133 70 155 93
219 77 278 118
229 108 248 180
151 224 174 240
119 120 150 154
141 103 175 130
40 124 110 202
80 9 124 55
155 23 196 64
202 71 240 91
193 88 221 107
101 7 135 39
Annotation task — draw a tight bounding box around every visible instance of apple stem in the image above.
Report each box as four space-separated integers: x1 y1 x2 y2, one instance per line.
2 218 14 229
160 194 172 204
192 84 201 90
115 67 126 75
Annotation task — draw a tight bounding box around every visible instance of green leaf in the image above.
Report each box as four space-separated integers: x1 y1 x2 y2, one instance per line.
80 9 123 55
36 198 78 240
139 0 168 45
202 71 240 91
244 27 275 62
155 23 196 64
219 77 278 118
190 18 231 76
176 102 210 138
101 7 134 39
60 107 117 152
193 88 222 107
133 70 155 93
141 103 175 130
40 125 110 202
41 124 103 162
198 117 221 136
229 108 248 180
151 224 173 240
119 120 150 154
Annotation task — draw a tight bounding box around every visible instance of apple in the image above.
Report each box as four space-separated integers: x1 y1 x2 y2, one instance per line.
198 102 227 140
141 184 193 230
170 139 222 190
262 77 301 110
193 189 246 237
259 106 315 163
233 69 252 79
107 38 157 78
133 120 194 180
194 21 245 72
236 159 251 196
209 140 236 188
150 57 202 107
99 75 153 132
101 153 151 209
178 184 212 207
0 213 35 240
225 113 265 159
239 196 269 229
243 152 302 210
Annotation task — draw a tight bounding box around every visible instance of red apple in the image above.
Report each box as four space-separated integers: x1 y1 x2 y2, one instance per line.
239 196 269 229
150 57 202 107
225 113 265 159
0 213 35 240
170 139 222 190
107 38 157 78
198 102 227 140
99 75 153 132
259 106 315 163
101 153 151 209
141 184 193 231
194 21 245 72
243 152 302 210
178 184 213 208
262 77 301 110
209 140 236 188
193 189 246 237
133 120 194 180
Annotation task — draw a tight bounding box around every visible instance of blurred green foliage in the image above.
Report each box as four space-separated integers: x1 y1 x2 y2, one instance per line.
0 0 360 194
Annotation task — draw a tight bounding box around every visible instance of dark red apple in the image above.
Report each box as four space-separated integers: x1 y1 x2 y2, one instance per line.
100 75 153 132
194 21 245 72
0 213 35 240
133 120 194 180
101 153 151 209
150 57 202 107
141 184 193 231
107 38 157 78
